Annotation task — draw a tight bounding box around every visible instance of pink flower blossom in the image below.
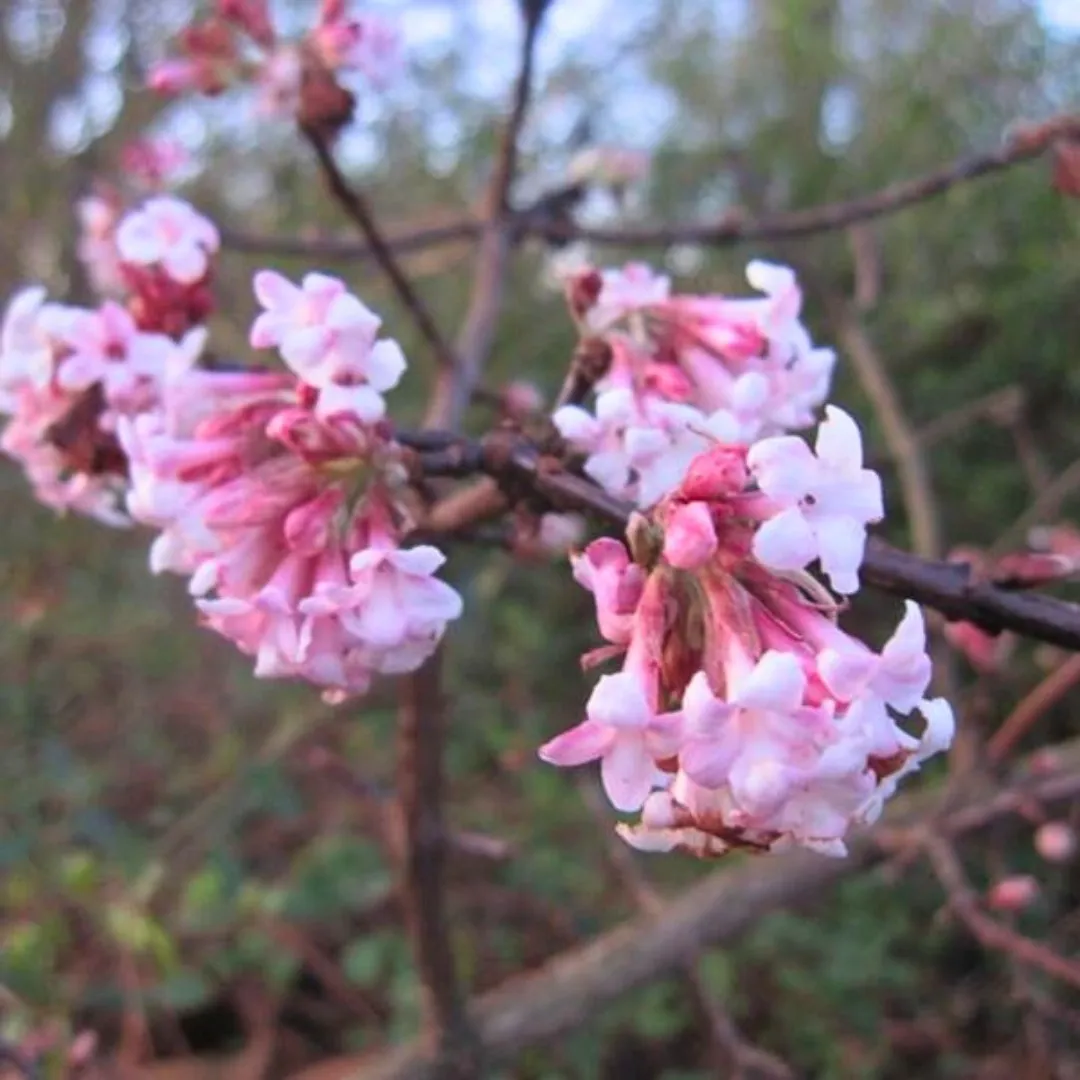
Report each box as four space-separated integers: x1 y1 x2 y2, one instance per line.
585 264 671 332
120 301 460 701
539 671 682 811
310 2 400 82
250 271 405 421
51 302 175 414
76 194 125 297
987 875 1039 913
554 387 723 508
1 287 55 391
116 197 220 285
748 405 884 594
1035 821 1076 863
570 538 646 645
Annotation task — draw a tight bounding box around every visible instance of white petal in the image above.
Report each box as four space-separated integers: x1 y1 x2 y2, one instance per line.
752 506 817 571
735 650 806 713
364 339 407 392
588 672 652 731
815 406 864 471
601 737 657 812
814 516 867 596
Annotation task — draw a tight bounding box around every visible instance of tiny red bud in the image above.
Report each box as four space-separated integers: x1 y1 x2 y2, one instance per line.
986 874 1039 912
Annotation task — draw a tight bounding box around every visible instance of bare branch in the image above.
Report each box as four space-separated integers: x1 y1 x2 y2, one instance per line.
423 3 548 430
987 652 1080 764
399 427 1080 650
301 126 459 375
244 115 1080 264
394 654 482 1078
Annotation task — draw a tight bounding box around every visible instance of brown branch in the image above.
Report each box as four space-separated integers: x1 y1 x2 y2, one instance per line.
400 427 1080 650
301 126 458 374
990 456 1080 559
987 652 1080 765
394 653 482 1078
525 113 1080 247
321 740 1080 1080
230 114 1080 265
218 219 479 262
423 3 547 430
826 297 941 560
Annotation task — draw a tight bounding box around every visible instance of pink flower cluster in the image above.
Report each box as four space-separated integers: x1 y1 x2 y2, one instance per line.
119 271 461 701
0 270 204 528
555 261 836 509
148 0 398 121
539 443 953 857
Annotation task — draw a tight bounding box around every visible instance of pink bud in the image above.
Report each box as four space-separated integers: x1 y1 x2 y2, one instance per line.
679 445 748 502
991 551 1077 588
148 59 202 95
986 874 1039 912
663 502 718 570
1035 821 1076 863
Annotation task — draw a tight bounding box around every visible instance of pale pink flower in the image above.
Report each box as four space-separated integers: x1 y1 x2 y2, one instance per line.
51 302 175 410
539 671 683 811
537 512 585 555
76 195 125 296
251 271 405 421
748 405 884 594
1 287 55 391
567 146 649 189
310 2 400 82
817 601 932 715
570 538 646 645
585 264 671 332
148 59 205 96
554 387 718 508
255 47 303 117
120 138 189 190
116 197 220 285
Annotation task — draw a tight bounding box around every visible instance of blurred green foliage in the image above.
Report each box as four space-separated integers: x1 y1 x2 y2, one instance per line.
3 0 1080 1076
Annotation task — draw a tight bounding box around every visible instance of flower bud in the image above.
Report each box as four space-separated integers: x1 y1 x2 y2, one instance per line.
986 874 1039 912
663 501 717 570
1035 821 1076 863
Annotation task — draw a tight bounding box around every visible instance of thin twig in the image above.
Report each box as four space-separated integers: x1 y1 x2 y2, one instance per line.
827 298 940 559
924 836 1080 991
987 652 1080 765
990 456 1080 558
245 114 1080 263
301 125 458 374
395 653 481 1077
423 3 547 430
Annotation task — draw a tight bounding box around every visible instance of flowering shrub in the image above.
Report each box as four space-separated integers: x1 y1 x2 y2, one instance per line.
0 176 955 857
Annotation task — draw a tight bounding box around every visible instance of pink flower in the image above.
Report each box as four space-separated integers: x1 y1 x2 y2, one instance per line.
148 59 206 96
570 538 646 645
662 501 718 570
817 601 932 714
116 197 220 285
76 194 125 296
554 387 719 508
1035 822 1076 863
1 287 55 391
250 271 405 421
120 294 459 701
310 2 400 82
51 302 175 411
539 671 682 811
120 138 189 190
748 405 884 594
585 264 671 332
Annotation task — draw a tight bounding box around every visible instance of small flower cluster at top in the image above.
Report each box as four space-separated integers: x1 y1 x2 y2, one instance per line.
0 197 217 525
77 137 190 299
539 262 954 857
149 0 398 131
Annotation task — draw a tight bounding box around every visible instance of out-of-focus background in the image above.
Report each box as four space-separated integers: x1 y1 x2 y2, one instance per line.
4 1 1080 1076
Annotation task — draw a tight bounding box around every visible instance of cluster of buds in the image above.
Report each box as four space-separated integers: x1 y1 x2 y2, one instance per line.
554 261 835 512
149 0 399 133
539 259 954 857
0 197 218 526
119 270 462 702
